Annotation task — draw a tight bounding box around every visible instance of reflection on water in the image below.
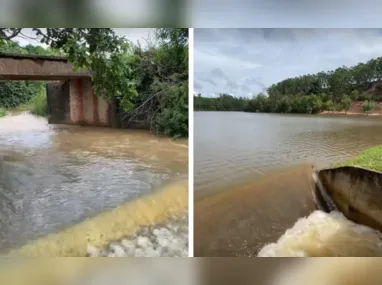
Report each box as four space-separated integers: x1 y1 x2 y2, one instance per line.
0 113 187 253
195 112 382 257
195 112 382 195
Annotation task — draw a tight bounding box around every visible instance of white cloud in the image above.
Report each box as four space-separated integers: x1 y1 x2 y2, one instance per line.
195 28 382 97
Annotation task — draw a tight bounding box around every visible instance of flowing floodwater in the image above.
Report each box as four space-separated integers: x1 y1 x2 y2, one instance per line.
194 111 382 256
0 113 188 255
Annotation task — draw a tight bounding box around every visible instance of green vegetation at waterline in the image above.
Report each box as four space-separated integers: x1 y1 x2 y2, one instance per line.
194 94 249 111
337 146 382 172
195 55 382 114
0 28 188 138
0 107 6 117
18 89 48 117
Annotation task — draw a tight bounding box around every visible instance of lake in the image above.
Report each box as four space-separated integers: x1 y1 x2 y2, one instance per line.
194 111 382 256
195 111 382 195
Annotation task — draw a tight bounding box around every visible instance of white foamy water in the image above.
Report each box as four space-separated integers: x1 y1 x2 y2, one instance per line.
258 210 382 257
87 215 188 257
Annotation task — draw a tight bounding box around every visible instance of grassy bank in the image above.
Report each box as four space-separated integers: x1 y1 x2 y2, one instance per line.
337 146 382 171
0 107 7 117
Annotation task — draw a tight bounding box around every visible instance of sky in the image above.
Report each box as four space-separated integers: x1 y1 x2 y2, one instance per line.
194 29 382 98
12 28 156 47
194 0 382 28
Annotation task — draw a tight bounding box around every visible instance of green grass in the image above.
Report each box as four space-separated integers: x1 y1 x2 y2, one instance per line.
0 107 7 117
19 90 48 117
337 145 382 171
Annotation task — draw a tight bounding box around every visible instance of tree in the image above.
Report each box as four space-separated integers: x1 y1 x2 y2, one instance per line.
340 95 352 113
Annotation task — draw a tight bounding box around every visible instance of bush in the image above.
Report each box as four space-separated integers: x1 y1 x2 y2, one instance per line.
340 95 352 112
358 92 372 101
363 100 376 113
21 89 48 116
323 100 334 111
0 81 43 108
0 107 7 117
350 90 359 100
153 83 188 139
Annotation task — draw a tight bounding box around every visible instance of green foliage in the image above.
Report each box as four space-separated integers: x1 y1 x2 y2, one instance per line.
340 95 352 112
0 107 6 117
323 100 334 111
121 28 188 138
267 57 382 103
351 90 360 100
194 94 249 111
363 100 376 113
153 83 188 138
0 81 44 108
21 89 48 116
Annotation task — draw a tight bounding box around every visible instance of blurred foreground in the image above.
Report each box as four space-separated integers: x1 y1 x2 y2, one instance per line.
2 258 382 285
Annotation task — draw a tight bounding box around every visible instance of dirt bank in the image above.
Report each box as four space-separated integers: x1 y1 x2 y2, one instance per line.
320 101 382 116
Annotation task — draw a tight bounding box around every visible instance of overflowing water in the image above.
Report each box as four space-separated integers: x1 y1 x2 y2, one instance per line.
258 210 382 257
0 113 188 256
195 112 382 256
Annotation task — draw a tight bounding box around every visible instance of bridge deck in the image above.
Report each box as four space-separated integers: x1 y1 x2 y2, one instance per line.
0 52 68 62
0 52 90 80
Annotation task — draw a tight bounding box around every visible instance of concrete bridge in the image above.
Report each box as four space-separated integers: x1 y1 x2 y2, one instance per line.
0 53 117 127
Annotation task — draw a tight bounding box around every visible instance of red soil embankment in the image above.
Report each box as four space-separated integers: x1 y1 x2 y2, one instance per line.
320 101 382 116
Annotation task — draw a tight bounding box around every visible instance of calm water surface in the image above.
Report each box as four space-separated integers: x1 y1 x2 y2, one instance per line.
0 113 187 252
195 111 382 194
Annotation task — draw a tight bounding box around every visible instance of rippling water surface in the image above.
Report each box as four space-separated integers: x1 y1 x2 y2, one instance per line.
195 112 382 194
0 113 187 253
194 111 382 256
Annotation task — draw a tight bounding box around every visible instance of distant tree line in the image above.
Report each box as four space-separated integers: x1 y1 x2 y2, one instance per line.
194 93 249 111
195 56 382 114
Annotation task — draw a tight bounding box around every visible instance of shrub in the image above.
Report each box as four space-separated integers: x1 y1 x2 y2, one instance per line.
0 107 7 117
323 100 334 111
340 95 352 112
0 81 43 108
21 88 48 116
363 100 376 113
153 83 188 139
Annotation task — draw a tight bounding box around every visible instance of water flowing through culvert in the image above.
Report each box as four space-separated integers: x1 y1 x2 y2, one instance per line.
0 113 188 256
194 164 382 257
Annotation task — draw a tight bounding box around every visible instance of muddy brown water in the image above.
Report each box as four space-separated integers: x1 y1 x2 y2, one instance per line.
195 112 382 256
0 113 187 253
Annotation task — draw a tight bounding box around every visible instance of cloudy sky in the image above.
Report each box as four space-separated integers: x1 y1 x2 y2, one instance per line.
194 29 382 97
194 0 382 28
13 28 155 47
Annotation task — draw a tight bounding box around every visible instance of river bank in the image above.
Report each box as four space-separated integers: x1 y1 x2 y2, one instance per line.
319 110 382 116
336 145 382 171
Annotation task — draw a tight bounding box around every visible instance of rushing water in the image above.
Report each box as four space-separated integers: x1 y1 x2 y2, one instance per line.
194 111 382 256
0 113 188 255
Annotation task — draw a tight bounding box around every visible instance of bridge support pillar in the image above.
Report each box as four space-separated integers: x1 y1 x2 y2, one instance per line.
47 78 117 127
